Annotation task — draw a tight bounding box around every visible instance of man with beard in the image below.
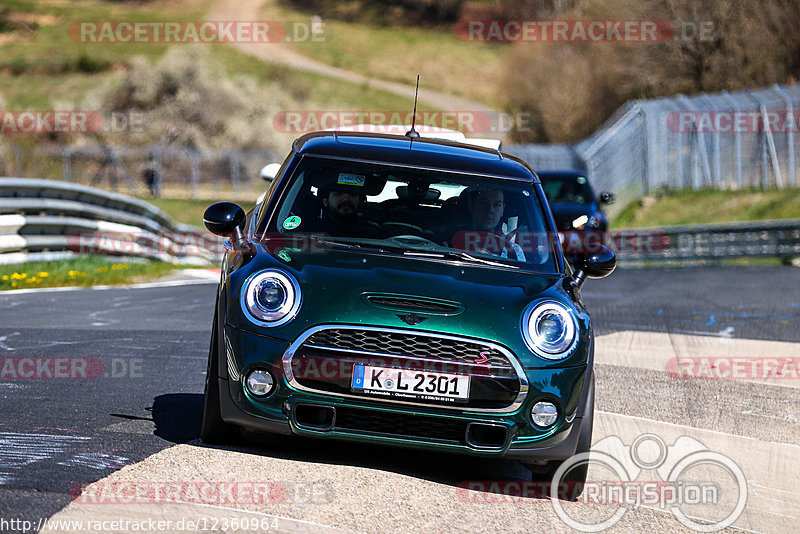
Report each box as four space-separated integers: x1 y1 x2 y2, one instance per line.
317 187 378 238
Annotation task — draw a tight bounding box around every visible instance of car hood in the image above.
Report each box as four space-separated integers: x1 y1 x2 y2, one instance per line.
228 244 586 367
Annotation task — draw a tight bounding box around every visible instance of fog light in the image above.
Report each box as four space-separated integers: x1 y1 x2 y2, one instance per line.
245 369 274 397
530 401 558 428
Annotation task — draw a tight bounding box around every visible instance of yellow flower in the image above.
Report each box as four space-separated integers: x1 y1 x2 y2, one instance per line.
37 272 49 277
11 272 25 280
11 281 17 287
1 275 8 281
27 277 38 283
97 266 109 273
111 264 128 270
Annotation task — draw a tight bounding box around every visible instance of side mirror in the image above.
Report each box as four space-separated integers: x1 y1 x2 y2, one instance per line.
599 192 615 204
570 244 616 290
204 202 252 253
204 202 245 235
260 163 281 182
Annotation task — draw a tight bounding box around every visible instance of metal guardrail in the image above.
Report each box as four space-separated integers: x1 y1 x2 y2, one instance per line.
607 219 800 265
0 178 219 265
1 178 797 268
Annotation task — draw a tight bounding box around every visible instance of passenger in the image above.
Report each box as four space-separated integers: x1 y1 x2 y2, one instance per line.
453 189 525 260
468 189 505 232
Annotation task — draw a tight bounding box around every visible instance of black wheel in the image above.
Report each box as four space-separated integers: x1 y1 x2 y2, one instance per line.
549 377 594 500
200 307 239 444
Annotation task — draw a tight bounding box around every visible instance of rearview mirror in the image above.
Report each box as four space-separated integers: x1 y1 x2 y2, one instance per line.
599 192 615 204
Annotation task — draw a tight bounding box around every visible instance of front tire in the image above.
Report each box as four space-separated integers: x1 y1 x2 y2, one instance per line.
200 308 238 444
523 377 594 500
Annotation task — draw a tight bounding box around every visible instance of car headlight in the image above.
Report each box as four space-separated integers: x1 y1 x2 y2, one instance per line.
521 300 579 359
241 270 301 327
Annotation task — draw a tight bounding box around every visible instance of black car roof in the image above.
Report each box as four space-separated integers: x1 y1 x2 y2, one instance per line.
293 131 538 182
536 170 587 178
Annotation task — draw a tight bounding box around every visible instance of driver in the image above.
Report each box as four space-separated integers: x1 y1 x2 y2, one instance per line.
316 187 378 238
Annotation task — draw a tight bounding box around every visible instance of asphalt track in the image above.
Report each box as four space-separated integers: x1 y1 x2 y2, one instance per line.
0 266 798 533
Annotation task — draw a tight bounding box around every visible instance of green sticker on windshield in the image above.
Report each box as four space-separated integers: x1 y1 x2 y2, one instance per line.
337 173 366 186
283 215 301 230
277 250 292 262
577 176 587 184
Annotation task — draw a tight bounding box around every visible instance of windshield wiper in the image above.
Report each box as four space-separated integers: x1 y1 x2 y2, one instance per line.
403 250 512 268
309 235 390 252
308 235 365 249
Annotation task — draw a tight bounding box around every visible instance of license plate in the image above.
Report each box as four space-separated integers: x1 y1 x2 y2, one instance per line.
351 364 470 400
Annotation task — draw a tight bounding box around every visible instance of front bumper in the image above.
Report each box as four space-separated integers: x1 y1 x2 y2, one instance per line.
219 323 592 459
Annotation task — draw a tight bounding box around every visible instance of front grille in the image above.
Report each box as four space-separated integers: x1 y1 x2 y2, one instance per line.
333 406 468 444
288 326 526 412
304 329 511 369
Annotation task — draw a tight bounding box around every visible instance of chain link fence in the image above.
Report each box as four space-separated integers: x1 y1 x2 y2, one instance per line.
3 82 798 208
508 83 800 215
0 143 280 201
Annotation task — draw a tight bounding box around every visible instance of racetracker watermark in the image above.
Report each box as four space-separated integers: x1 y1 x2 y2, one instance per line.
66 231 224 258
456 20 716 42
0 111 144 135
69 20 326 43
68 481 334 505
666 357 800 380
667 110 800 133
272 110 537 135
0 358 142 379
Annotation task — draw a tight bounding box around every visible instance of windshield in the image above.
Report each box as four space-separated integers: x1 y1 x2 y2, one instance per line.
539 174 595 205
264 156 558 272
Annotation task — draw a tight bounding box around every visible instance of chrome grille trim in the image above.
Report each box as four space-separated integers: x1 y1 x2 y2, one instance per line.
282 325 528 413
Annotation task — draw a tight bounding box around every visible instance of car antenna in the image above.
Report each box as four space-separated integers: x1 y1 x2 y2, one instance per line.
405 75 421 139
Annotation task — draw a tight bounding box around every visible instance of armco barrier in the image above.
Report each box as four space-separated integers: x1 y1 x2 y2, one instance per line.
3 178 797 267
608 219 800 264
0 178 221 265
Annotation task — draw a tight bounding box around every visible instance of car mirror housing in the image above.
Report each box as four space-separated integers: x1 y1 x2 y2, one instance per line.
599 192 615 204
204 202 246 236
570 244 616 289
260 163 282 182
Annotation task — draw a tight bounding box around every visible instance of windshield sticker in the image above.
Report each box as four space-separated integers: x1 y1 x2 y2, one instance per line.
577 176 587 184
283 215 302 230
277 250 292 262
337 173 366 186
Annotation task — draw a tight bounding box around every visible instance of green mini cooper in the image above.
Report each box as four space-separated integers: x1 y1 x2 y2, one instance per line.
201 130 615 487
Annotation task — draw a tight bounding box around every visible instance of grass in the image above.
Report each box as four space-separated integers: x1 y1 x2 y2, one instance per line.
0 1 419 117
0 0 213 107
147 197 238 228
0 256 192 290
611 188 800 228
261 0 505 107
207 42 422 112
